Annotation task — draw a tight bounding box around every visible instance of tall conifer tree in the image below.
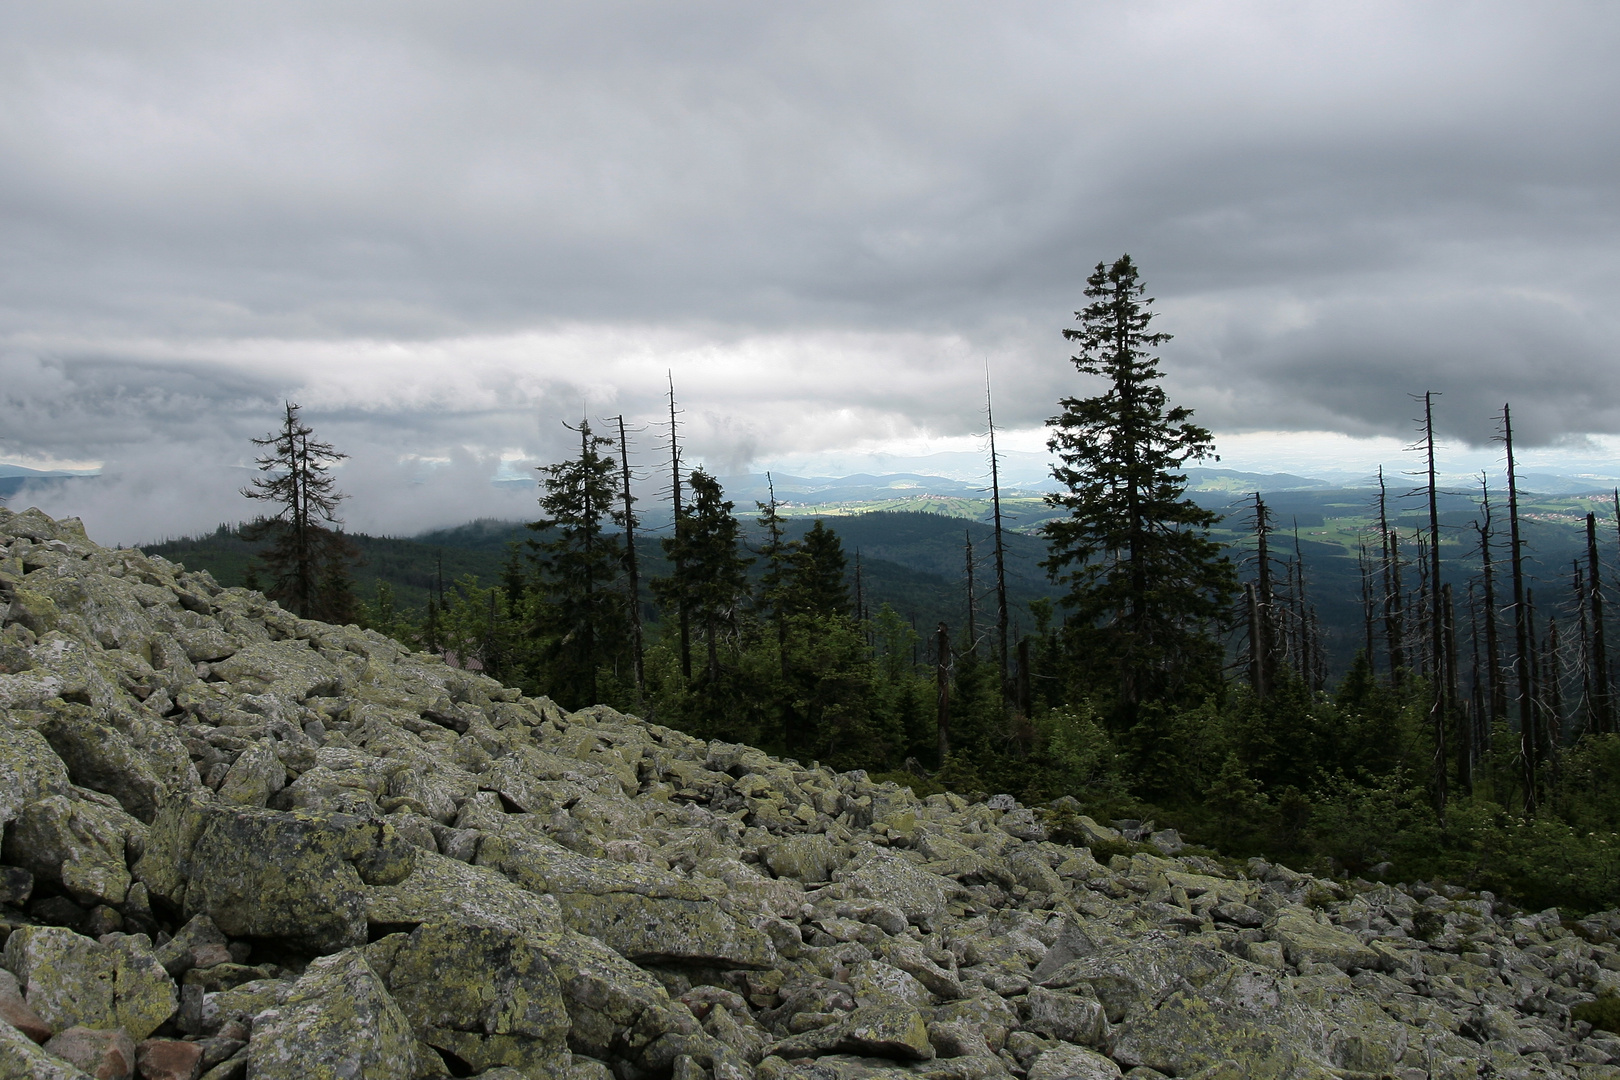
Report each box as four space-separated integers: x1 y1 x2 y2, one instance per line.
528 420 627 708
1043 255 1235 719
655 470 751 683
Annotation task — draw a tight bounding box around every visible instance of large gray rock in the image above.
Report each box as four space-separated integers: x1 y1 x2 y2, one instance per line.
208 640 341 701
0 1018 92 1080
538 927 706 1070
0 718 72 828
138 799 415 953
2 925 177 1040
836 848 949 929
365 849 565 939
555 891 777 969
214 739 286 807
1110 966 1336 1080
764 833 840 883
1267 909 1380 972
1039 932 1232 1024
38 709 168 823
1021 986 1107 1046
2 793 141 906
372 921 571 1075
1026 1043 1123 1080
246 950 418 1080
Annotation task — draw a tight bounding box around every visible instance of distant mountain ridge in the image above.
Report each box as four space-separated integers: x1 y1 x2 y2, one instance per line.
0 464 100 500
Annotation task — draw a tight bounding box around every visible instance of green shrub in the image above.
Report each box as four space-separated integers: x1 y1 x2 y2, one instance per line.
1573 994 1620 1035
1410 908 1444 942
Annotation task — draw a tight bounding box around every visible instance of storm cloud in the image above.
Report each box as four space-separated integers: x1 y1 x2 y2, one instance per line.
3 2 1618 542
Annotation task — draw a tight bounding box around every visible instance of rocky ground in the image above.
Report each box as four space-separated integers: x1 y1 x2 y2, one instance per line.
1 505 1618 1080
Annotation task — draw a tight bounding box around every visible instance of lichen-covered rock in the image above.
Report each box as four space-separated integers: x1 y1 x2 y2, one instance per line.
1021 986 1107 1046
214 740 286 806
1266 909 1380 972
770 1005 934 1062
372 921 571 1075
2 793 141 907
2 925 177 1040
0 717 72 828
38 709 168 823
555 891 776 969
1038 932 1232 1025
837 848 949 929
1025 1043 1122 1080
1109 967 1335 1079
537 927 700 1068
131 790 214 909
8 510 1620 1080
0 1018 92 1080
764 833 840 883
365 849 565 939
246 950 417 1080
151 802 414 953
848 960 932 1009
208 640 341 701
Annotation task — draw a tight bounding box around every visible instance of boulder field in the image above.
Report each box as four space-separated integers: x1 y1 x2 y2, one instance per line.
1 504 1618 1080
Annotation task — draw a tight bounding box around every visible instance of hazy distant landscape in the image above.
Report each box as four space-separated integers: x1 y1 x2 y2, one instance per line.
123 461 1620 685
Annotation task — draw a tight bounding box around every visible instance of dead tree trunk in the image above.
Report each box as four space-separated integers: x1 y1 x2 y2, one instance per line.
1544 612 1563 769
1293 521 1317 690
667 373 692 680
986 377 1011 707
1422 392 1447 816
1250 493 1278 696
1380 468 1406 682
1246 582 1267 698
1469 584 1486 774
1359 541 1377 673
1576 562 1594 737
1503 404 1537 812
1588 513 1612 735
614 415 645 705
1476 476 1507 728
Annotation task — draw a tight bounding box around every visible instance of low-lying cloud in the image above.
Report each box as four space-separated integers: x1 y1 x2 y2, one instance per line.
4 2 1618 543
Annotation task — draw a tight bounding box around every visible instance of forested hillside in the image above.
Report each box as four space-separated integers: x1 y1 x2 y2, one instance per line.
133 263 1620 922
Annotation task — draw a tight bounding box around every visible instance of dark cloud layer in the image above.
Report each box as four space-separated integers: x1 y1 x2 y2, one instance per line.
3 2 1619 541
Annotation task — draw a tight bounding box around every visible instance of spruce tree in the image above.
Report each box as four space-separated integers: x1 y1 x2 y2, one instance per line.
1042 255 1236 719
528 420 627 708
654 470 751 683
756 476 796 679
791 521 850 618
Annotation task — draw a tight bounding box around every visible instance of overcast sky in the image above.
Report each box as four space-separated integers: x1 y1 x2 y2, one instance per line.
4 2 1619 543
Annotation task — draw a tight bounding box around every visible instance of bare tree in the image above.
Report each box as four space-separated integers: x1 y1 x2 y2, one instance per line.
1418 392 1447 816
1502 404 1537 811
612 414 645 706
665 373 692 680
1378 467 1406 681
1474 475 1507 728
1587 512 1612 734
241 402 356 621
985 373 1011 706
